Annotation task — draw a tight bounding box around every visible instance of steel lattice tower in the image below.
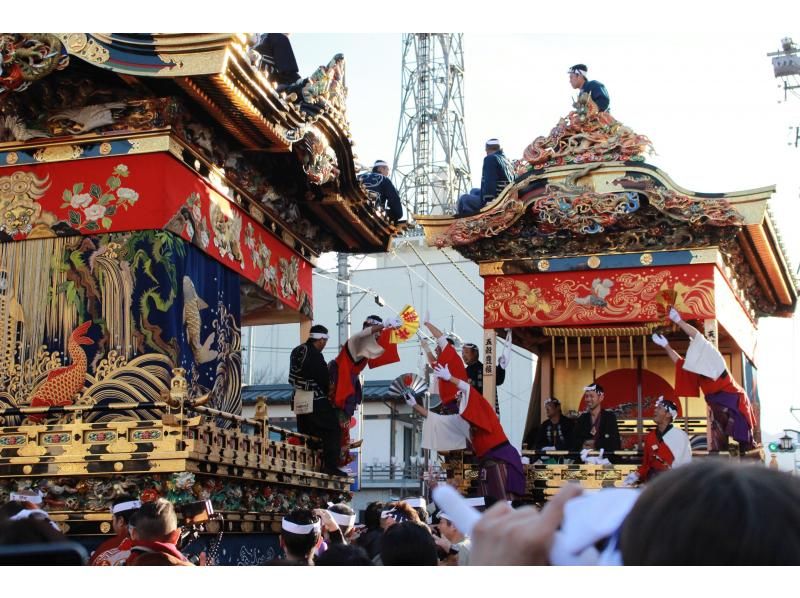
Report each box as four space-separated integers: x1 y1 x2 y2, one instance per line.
392 34 471 217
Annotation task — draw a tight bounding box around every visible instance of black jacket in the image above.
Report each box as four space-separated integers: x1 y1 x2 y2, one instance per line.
288 340 329 401
465 360 505 396
480 151 514 204
581 79 610 112
571 409 621 455
533 417 575 451
358 172 403 221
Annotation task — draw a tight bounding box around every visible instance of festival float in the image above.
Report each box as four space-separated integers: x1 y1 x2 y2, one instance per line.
417 93 798 501
0 33 402 562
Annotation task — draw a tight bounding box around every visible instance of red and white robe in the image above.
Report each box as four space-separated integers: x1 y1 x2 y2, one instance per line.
637 425 692 482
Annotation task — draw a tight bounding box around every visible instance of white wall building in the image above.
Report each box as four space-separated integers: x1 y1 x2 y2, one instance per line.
241 234 536 511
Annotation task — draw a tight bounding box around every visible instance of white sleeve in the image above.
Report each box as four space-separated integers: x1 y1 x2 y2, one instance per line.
436 336 449 351
421 412 470 451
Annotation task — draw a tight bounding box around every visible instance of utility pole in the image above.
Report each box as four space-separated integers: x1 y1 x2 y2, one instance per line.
336 253 351 351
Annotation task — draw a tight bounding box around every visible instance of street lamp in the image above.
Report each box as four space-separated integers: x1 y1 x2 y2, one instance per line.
779 433 795 452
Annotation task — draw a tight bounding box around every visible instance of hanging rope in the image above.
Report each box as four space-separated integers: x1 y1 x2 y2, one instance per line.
391 244 483 327
440 247 483 295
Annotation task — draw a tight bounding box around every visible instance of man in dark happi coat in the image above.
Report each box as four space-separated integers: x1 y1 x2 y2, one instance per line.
533 397 574 451
357 160 403 222
571 382 622 461
568 63 610 112
289 324 344 476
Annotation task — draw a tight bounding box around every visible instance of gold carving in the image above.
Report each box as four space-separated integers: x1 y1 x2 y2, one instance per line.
58 462 87 474
58 35 109 64
129 136 171 154
100 522 111 533
537 259 550 272
587 256 601 269
33 145 83 163
6 152 18 165
99 142 112 155
107 438 137 454
113 462 123 472
241 521 254 533
17 443 46 457
63 33 88 53
22 465 32 474
640 253 653 265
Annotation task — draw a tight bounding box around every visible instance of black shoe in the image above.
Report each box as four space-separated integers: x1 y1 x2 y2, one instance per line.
324 467 349 478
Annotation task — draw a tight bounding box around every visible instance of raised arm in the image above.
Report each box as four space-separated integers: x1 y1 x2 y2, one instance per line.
651 333 681 364
669 307 699 339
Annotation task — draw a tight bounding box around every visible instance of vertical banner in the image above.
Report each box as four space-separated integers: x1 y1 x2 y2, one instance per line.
483 329 497 408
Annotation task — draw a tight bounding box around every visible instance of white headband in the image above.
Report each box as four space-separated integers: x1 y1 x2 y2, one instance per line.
485 138 500 146
569 68 588 78
281 518 321 535
364 318 382 326
9 509 61 531
308 332 329 340
655 396 678 419
327 510 356 528
373 160 389 167
584 384 601 393
111 500 142 515
10 492 42 505
438 512 451 522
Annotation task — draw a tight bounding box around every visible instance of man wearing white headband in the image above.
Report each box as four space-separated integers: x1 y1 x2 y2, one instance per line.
328 315 402 471
652 307 757 452
325 503 356 541
570 382 621 461
280 509 322 565
357 159 403 222
568 63 610 112
624 396 692 486
435 511 472 566
461 138 513 216
289 324 344 476
89 494 141 566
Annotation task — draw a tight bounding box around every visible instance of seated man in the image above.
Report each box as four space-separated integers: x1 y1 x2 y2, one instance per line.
89 495 140 565
652 308 757 452
126 499 190 566
279 509 322 565
533 397 574 451
567 63 610 112
570 382 621 461
625 396 692 486
357 160 404 222
456 188 482 216
480 139 515 208
253 33 302 88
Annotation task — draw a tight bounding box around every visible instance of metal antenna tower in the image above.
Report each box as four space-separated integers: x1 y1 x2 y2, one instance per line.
392 34 471 217
768 36 800 147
